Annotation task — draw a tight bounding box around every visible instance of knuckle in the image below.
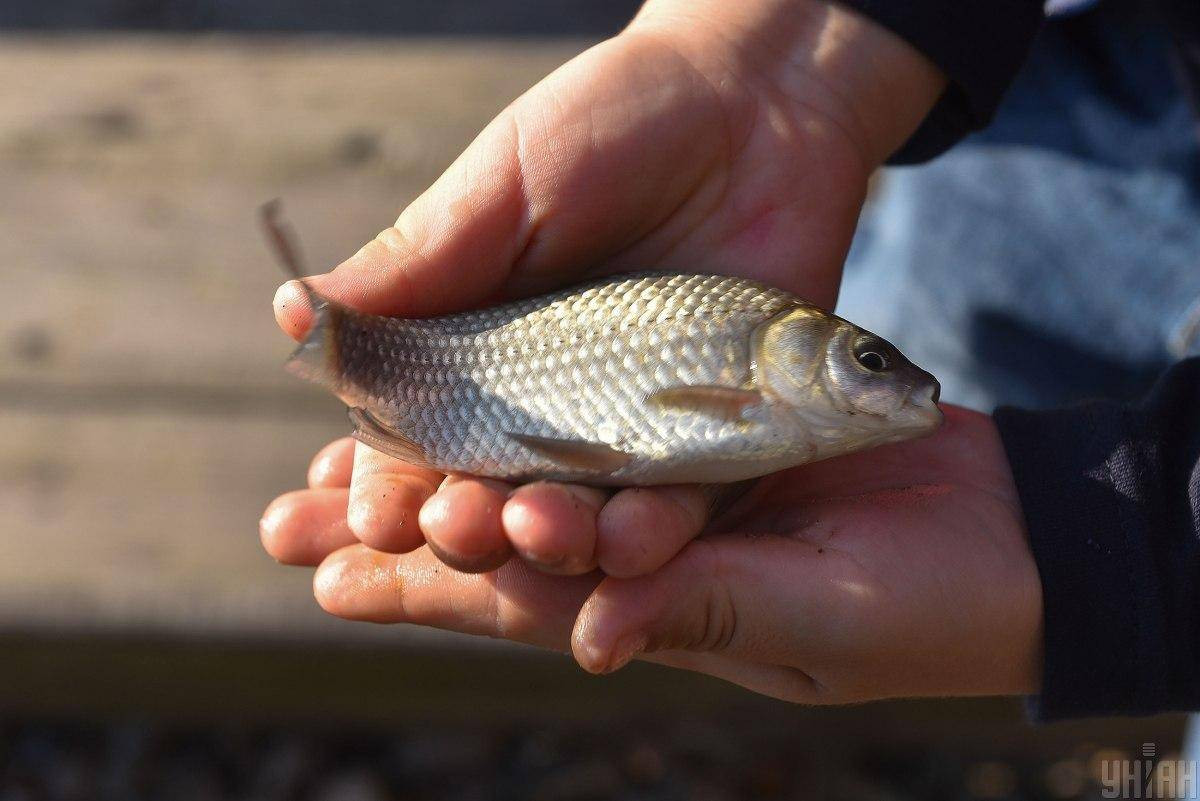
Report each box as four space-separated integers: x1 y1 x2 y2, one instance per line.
694 541 737 653
696 577 738 653
645 542 738 655
373 224 414 259
389 559 407 618
596 537 649 578
661 488 710 534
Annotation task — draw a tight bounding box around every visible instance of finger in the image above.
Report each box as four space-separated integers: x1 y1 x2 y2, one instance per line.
309 542 826 702
313 543 598 651
419 477 516 573
307 437 356 489
347 441 442 554
640 651 826 704
260 488 357 566
594 485 714 578
571 536 823 675
501 482 609 575
274 35 726 338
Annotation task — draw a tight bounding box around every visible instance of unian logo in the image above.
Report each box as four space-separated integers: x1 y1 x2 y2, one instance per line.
1100 743 1199 799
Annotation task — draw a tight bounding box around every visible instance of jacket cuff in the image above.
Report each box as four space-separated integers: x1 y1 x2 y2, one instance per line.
993 402 1168 720
834 0 1044 163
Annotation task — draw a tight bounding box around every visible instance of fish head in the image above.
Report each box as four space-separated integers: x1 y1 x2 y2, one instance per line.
754 305 943 439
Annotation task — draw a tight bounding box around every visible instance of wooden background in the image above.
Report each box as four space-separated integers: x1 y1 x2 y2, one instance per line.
0 36 588 644
0 36 1186 758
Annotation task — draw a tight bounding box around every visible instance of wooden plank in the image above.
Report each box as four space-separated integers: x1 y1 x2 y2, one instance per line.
0 36 584 645
0 38 1184 749
0 36 585 395
0 405 466 645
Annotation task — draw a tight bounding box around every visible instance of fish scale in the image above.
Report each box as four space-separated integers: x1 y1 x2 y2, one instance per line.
324 273 793 483
284 270 943 486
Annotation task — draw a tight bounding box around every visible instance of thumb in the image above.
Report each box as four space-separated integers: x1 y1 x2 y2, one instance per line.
571 536 826 676
273 105 529 338
275 34 727 339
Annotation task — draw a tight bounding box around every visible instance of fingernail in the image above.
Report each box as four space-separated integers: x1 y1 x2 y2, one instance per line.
517 548 591 576
554 482 608 511
578 632 647 675
576 637 609 674
424 537 511 575
604 632 648 673
517 547 565 569
440 475 515 497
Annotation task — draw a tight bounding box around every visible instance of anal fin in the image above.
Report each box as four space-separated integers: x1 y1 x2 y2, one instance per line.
647 385 763 423
507 432 632 475
348 408 430 466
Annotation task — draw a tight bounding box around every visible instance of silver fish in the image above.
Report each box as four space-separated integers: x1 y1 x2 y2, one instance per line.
263 206 941 487
281 270 939 485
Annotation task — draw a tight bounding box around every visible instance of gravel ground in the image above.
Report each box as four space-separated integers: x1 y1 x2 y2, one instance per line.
0 715 1146 801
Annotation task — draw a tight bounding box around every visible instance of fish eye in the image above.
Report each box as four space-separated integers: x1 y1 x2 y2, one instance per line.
853 339 892 372
857 351 889 371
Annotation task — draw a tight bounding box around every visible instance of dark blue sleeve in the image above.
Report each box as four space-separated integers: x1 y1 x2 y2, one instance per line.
993 358 1200 719
834 0 1045 162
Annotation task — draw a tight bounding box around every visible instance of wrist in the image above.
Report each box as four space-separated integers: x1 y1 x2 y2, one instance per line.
629 0 946 167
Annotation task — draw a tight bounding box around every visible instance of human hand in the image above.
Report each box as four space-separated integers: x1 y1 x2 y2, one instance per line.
262 405 1043 703
268 0 946 573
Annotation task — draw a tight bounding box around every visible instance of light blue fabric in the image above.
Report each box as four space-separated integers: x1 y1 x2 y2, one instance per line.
1187 715 1200 799
832 0 1200 750
1043 0 1100 17
838 2 1200 413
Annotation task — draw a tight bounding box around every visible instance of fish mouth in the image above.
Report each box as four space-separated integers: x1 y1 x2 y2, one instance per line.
900 379 944 430
919 379 940 406
906 378 940 407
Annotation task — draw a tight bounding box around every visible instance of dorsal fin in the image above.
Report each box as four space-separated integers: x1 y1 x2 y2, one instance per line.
259 198 329 317
261 200 349 389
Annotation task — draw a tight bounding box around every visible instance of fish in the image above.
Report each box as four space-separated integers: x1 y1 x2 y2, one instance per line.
263 203 942 486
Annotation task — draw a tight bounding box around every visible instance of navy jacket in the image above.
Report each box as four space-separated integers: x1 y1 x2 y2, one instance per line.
996 361 1200 719
838 0 1199 163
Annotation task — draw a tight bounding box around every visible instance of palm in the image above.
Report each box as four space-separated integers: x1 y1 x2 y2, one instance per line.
506 30 872 311
688 405 1039 701
285 29 870 324
263 406 1042 704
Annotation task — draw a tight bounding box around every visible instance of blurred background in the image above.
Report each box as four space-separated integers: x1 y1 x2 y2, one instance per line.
0 3 1187 799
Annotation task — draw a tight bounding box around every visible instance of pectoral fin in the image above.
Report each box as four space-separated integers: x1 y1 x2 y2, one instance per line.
348 408 430 466
647 385 763 423
507 432 632 475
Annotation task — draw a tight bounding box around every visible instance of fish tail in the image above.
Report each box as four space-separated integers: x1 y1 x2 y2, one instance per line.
284 299 346 389
259 199 344 389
